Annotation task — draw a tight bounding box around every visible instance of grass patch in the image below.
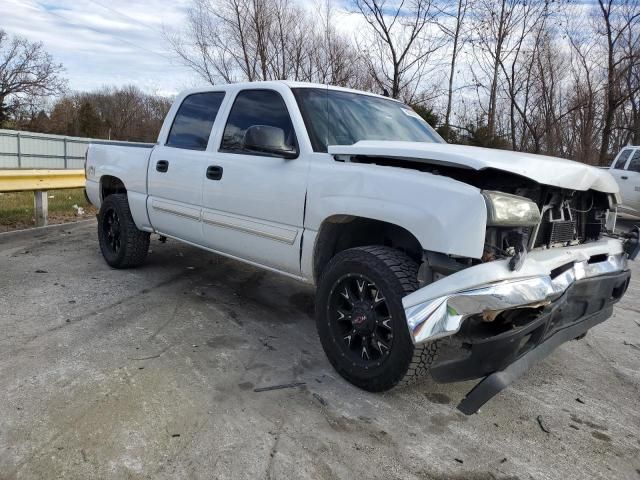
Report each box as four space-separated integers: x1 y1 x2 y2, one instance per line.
0 188 96 232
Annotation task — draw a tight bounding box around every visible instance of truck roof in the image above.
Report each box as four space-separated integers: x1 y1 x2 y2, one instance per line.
176 80 400 103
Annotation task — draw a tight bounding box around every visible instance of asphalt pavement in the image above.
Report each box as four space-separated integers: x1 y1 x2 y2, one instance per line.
0 220 639 479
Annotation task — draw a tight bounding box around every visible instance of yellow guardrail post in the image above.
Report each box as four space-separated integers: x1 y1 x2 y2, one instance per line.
0 169 86 227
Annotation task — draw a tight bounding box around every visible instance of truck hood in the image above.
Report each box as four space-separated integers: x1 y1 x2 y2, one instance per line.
327 141 618 193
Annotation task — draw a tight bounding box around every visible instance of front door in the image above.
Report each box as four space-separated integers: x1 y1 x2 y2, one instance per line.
147 91 225 245
201 88 308 275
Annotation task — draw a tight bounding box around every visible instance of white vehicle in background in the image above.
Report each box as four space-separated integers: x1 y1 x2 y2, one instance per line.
608 146 640 216
85 81 638 414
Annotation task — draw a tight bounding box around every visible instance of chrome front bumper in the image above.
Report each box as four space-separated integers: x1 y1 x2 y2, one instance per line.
403 238 629 345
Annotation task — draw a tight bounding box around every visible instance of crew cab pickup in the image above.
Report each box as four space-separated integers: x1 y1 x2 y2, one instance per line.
85 81 638 414
608 146 640 216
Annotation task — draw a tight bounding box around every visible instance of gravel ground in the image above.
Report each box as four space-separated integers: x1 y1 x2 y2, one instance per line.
0 220 639 480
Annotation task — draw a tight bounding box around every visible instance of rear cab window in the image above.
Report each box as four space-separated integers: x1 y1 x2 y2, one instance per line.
166 92 225 150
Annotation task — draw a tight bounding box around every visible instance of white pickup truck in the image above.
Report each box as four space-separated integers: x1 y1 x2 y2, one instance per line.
85 81 638 413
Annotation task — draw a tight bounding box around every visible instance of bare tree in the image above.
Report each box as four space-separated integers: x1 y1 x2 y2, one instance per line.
353 0 444 100
41 86 172 142
496 1 556 152
128 0 640 163
167 0 367 88
438 0 472 135
595 0 640 163
622 38 640 145
471 0 539 136
166 0 246 83
564 19 601 164
0 30 66 126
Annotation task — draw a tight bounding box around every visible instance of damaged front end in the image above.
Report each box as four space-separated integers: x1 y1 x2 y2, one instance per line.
404 183 635 414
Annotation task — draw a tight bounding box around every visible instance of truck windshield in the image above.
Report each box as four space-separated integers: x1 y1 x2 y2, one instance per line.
292 87 444 152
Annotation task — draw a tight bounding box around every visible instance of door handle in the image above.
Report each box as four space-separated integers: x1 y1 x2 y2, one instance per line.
621 175 628 180
156 160 169 173
206 165 223 180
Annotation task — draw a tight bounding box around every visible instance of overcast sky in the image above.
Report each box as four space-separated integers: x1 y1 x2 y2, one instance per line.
0 0 362 97
0 0 210 96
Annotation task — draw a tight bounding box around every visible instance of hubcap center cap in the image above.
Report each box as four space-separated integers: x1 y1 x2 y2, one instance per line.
352 305 374 334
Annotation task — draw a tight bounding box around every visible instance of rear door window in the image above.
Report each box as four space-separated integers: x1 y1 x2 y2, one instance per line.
627 149 640 173
612 149 632 169
167 92 225 150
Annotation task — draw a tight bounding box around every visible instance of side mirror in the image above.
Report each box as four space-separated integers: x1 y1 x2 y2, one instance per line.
243 125 297 159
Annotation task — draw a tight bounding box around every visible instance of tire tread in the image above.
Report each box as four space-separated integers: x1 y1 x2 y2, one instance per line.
354 247 439 388
98 194 149 268
316 245 439 391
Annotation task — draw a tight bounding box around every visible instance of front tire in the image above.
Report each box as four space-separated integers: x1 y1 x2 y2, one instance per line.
315 246 438 392
98 194 150 269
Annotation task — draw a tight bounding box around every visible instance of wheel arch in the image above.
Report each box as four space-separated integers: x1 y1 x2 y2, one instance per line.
312 215 423 283
100 175 127 201
98 175 152 231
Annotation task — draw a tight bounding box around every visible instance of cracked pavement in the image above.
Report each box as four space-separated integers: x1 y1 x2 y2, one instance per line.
0 220 639 479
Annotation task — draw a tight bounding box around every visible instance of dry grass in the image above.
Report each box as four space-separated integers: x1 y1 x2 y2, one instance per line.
0 188 96 232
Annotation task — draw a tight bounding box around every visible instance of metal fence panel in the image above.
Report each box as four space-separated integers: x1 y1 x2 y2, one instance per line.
67 140 88 158
19 156 66 169
20 134 65 156
0 129 153 169
0 133 18 154
0 154 18 169
66 158 85 169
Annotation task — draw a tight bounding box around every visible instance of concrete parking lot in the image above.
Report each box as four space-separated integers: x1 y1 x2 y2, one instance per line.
1 220 639 479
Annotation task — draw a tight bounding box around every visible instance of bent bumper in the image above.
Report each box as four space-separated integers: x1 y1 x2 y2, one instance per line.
450 269 630 413
403 238 629 345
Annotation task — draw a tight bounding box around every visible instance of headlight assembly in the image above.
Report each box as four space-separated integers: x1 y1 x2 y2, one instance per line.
482 190 541 227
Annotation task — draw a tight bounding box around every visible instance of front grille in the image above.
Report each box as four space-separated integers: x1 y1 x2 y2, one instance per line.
535 220 576 247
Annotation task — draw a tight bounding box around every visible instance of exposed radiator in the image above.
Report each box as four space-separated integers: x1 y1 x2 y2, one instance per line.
535 220 577 247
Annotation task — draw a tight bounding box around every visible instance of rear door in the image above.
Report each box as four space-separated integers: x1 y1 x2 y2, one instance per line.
147 91 225 245
200 87 309 275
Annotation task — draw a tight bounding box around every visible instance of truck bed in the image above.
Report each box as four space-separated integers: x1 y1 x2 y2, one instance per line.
85 143 155 209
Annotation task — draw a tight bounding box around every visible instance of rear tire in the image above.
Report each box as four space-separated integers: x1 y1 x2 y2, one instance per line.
315 246 439 392
98 194 150 269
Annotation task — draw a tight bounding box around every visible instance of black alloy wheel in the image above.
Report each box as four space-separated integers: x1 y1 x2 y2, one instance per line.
316 246 440 392
102 207 122 254
328 274 394 367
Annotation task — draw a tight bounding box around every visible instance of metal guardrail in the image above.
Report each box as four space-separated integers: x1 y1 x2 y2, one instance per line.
0 169 85 192
0 169 86 227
